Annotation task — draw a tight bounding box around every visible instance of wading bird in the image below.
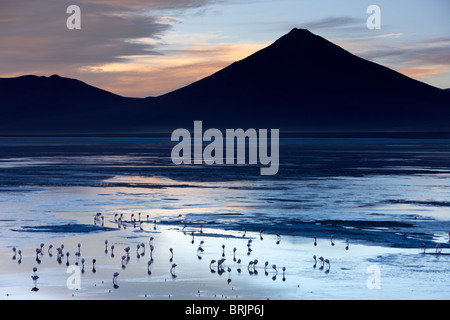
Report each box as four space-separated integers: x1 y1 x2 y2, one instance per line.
324 259 330 273
170 263 177 277
147 260 152 275
113 272 119 288
31 267 39 291
318 256 324 270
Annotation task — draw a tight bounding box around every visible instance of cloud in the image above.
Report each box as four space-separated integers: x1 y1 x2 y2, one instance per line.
79 38 268 97
396 64 450 78
0 0 216 77
300 16 364 30
335 34 450 88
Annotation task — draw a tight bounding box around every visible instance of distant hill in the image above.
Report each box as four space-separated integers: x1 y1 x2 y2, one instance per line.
1 29 449 135
0 74 140 134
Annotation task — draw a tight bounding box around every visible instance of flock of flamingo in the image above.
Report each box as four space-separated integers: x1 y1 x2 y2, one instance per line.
9 211 449 296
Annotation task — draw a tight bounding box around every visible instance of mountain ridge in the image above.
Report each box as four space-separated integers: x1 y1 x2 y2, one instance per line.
1 28 449 134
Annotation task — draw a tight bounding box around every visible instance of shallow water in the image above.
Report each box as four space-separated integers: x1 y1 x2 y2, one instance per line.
0 137 449 299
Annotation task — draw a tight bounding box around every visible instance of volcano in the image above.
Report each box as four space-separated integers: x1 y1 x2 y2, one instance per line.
1 28 449 134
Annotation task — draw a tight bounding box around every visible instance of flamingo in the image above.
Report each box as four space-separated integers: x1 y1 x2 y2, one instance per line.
35 248 41 263
12 248 16 260
114 213 118 222
92 259 97 273
18 250 22 262
149 245 154 261
140 243 145 255
147 260 152 275
66 252 70 266
113 272 119 288
170 263 177 276
272 264 277 274
242 227 246 238
153 220 157 230
48 244 53 255
313 255 317 268
56 248 63 263
436 244 442 254
233 247 237 261
111 245 115 257
421 242 426 253
227 267 232 284
237 259 242 273
282 266 286 281
81 258 85 273
330 235 335 246
191 231 195 244
31 267 39 291
222 244 226 257
218 258 226 274
136 244 142 259
124 246 130 260
260 229 264 240
345 238 349 251
248 260 254 273
121 256 126 269
76 243 81 257
105 240 109 253
169 248 174 261
149 236 154 245
253 259 258 272
40 243 45 255
200 223 203 234
324 259 330 272
318 256 324 270
276 233 281 245
314 235 317 246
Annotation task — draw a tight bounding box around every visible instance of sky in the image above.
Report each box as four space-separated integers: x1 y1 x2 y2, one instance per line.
1 0 450 97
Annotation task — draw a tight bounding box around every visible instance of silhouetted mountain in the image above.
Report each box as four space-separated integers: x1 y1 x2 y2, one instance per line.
1 29 449 134
141 28 450 132
0 74 140 134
